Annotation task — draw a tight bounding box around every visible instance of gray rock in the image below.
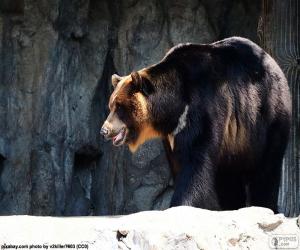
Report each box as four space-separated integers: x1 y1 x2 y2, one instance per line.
131 139 163 169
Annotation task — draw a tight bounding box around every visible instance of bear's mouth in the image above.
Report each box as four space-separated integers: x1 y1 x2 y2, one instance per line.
112 127 127 146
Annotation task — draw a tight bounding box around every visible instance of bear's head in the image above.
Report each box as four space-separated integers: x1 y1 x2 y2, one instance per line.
101 67 185 152
100 70 162 152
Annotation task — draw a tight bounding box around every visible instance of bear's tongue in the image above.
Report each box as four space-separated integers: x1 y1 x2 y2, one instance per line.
113 129 125 145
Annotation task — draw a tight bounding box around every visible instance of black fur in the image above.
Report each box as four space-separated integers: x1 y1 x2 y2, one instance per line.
144 37 292 212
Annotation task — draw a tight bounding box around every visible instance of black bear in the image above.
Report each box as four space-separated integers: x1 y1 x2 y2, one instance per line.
100 37 291 212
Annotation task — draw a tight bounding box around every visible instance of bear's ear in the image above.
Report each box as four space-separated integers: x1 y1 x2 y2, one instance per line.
111 74 123 88
131 71 154 97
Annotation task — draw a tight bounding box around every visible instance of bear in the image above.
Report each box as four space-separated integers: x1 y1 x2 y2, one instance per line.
100 37 292 212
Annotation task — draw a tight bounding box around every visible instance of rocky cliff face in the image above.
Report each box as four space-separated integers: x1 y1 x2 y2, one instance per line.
0 0 261 215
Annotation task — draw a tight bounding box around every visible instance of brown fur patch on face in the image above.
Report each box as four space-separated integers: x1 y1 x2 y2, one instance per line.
132 92 148 121
128 71 162 152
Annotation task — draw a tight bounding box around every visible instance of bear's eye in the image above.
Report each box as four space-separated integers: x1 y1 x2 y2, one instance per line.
115 103 126 120
116 103 123 112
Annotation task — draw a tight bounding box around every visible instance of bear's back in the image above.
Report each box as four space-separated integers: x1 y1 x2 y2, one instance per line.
161 37 286 90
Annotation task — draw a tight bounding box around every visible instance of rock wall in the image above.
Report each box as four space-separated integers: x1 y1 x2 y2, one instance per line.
0 0 261 215
260 0 300 217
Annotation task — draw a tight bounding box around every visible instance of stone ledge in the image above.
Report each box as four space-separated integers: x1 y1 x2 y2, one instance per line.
0 206 299 250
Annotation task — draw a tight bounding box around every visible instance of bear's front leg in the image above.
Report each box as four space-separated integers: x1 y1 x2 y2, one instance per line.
170 152 220 210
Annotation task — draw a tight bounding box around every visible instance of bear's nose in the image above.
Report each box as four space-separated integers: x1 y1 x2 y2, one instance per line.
100 126 109 136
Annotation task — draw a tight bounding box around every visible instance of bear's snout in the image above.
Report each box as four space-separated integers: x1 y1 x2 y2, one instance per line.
100 121 114 139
